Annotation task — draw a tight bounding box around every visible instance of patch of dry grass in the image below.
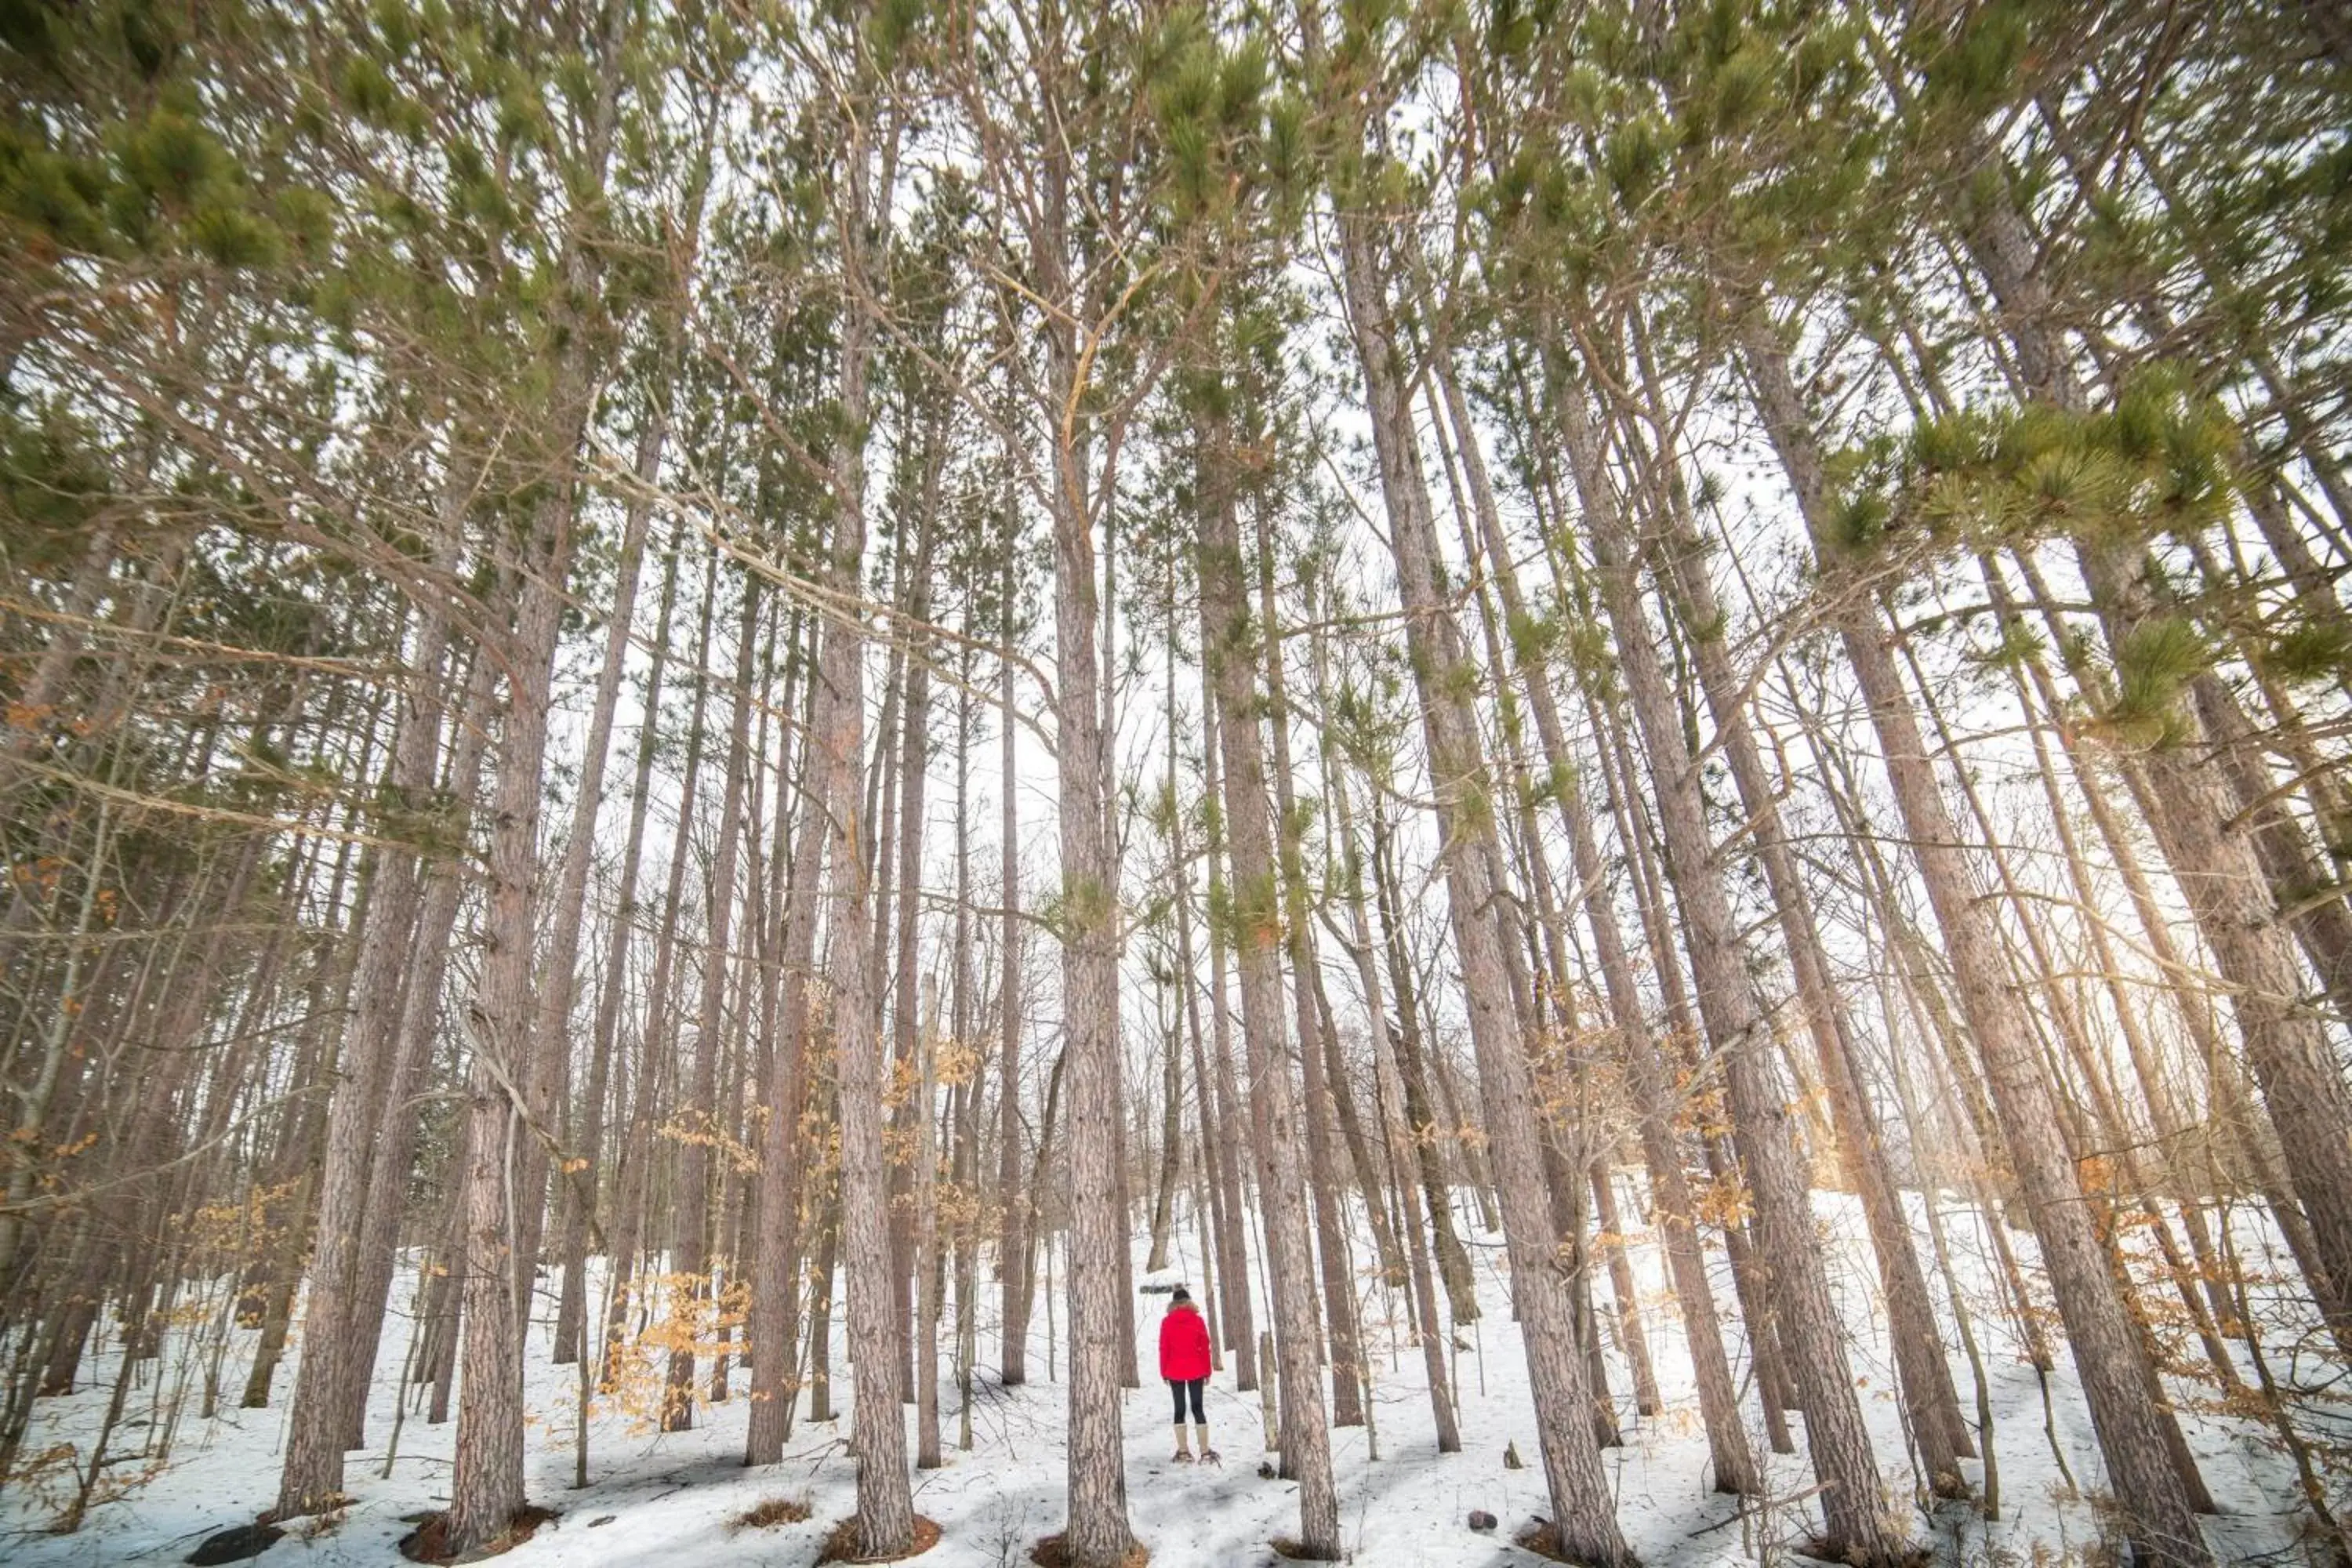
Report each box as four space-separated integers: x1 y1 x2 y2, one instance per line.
734 1494 814 1530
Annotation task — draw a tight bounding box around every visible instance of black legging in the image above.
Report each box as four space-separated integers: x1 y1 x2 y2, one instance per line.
1169 1377 1205 1424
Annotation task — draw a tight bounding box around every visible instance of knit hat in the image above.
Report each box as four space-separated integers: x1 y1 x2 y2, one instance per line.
1169 1286 1192 1305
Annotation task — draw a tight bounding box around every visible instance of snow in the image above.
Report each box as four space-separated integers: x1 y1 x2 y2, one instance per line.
2 1189 2326 1566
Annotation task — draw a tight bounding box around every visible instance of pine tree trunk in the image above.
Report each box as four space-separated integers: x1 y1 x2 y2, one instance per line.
1597 321 1975 1489
1595 685 1798 1457
1564 365 1902 1562
539 401 668 1363
1197 676 1263 1390
272 465 466 1521
995 505 1034 1388
524 401 663 1376
746 611 832 1465
239 832 363 1413
629 539 720 1411
665 569 759 1430
560 521 688 1367
1102 498 1142 1397
1334 217 1632 1568
1198 416 1341 1555
916 978 943 1470
822 105 914 1555
1048 345 1136 1568
1172 652 1258 1392
337 651 499 1450
887 506 939 1407
1251 531 1364 1434
807 1123 839 1425
1365 804 1481 1332
1322 736 1461 1454
445 509 575 1558
1147 1011 1182 1274
441 18 630 1535
951 662 981 1452
1745 319 2212 1568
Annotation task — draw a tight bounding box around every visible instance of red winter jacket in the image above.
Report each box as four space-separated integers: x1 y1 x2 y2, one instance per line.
1159 1303 1211 1382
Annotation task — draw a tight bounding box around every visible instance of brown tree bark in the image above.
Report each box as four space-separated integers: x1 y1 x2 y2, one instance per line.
1596 320 1975 1491
1198 412 1340 1555
272 461 467 1521
1320 723 1462 1454
821 96 916 1556
663 568 760 1428
994 499 1035 1388
559 518 689 1368
1334 209 1632 1566
1363 797 1482 1335
337 647 500 1451
887 501 941 1406
1562 359 1904 1563
445 506 577 1557
1251 505 1367 1432
1197 670 1265 1390
745 601 833 1465
529 389 673 1372
916 978 943 1471
1745 319 2212 1568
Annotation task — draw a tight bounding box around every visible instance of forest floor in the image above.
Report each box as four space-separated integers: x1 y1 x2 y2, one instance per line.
0 1191 2332 1566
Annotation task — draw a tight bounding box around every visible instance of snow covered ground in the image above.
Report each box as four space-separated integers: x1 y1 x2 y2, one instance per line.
1 1189 2329 1566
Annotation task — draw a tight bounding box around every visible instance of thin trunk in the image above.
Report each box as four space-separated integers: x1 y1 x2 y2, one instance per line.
568 521 688 1370
1197 414 1339 1555
1366 800 1479 1328
666 570 759 1429
1146 1006 1182 1273
995 500 1033 1388
1198 672 1263 1389
916 980 942 1470
527 395 670 1372
1252 508 1365 1433
952 659 980 1453
746 598 833 1464
1320 724 1461 1454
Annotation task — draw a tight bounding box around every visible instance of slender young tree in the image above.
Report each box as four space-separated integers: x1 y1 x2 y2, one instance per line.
1197 399 1339 1555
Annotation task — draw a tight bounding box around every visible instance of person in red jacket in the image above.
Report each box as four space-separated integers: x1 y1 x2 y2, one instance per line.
1158 1287 1217 1464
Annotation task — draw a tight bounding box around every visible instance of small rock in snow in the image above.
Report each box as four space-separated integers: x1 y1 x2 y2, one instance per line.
186 1523 283 1565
